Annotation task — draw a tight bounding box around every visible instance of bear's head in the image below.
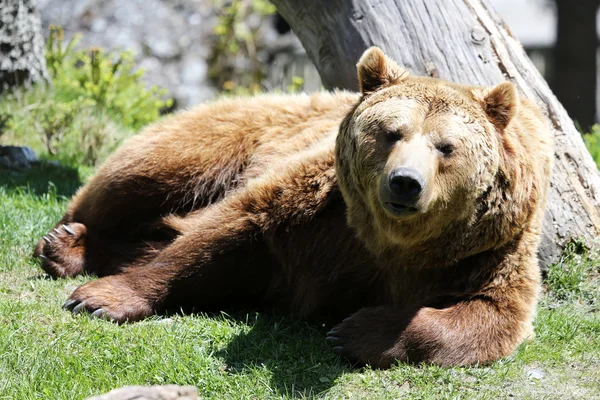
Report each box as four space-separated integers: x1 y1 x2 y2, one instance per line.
336 47 526 257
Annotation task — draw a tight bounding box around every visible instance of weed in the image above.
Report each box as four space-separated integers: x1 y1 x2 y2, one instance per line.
545 241 599 303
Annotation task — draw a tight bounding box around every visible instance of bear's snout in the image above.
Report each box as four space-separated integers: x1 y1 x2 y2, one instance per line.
379 167 426 217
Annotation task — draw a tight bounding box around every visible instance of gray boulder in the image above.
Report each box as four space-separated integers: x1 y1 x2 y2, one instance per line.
85 385 199 400
0 145 38 169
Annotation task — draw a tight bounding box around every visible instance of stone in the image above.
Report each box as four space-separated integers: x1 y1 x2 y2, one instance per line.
179 56 208 85
85 385 199 400
0 145 38 169
526 368 545 380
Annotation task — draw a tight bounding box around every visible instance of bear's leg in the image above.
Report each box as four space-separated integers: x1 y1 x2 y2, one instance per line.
60 149 338 322
34 121 258 278
326 243 540 367
33 220 173 278
33 151 251 278
61 210 273 321
326 300 532 367
32 177 233 279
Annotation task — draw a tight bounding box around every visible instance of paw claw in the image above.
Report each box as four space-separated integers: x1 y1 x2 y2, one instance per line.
53 228 61 235
62 224 76 235
39 254 48 260
43 236 51 244
91 309 106 319
327 328 339 336
71 302 87 314
333 346 344 354
62 299 78 310
326 335 340 343
48 233 58 241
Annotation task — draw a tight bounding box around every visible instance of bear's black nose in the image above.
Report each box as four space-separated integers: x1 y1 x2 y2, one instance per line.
388 167 425 203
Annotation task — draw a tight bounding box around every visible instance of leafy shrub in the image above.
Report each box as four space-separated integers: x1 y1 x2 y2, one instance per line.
0 26 172 167
1 87 130 167
46 25 172 131
34 101 78 156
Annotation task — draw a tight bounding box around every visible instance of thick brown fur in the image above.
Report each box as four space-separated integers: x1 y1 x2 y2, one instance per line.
34 47 553 368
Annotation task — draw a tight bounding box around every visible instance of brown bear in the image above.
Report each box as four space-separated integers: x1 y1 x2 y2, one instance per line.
34 47 553 368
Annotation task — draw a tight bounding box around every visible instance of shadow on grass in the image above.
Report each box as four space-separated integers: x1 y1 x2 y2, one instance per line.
219 313 351 397
0 161 82 197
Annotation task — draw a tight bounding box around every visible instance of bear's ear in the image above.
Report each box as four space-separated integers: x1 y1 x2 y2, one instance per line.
357 47 409 95
476 81 519 130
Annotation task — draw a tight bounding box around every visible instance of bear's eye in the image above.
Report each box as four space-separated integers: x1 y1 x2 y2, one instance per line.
383 129 403 142
436 143 455 156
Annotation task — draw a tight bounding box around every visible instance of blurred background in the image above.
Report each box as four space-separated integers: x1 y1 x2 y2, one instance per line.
37 0 600 123
1 0 599 168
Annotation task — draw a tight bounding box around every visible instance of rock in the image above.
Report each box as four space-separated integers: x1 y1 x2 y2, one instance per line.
179 56 208 85
398 381 410 392
85 385 199 400
526 368 545 380
0 145 38 169
90 18 107 33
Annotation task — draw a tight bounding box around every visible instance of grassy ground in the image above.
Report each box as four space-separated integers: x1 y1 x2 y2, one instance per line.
0 164 599 399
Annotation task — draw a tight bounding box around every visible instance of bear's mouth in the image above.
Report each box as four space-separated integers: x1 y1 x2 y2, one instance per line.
384 202 419 216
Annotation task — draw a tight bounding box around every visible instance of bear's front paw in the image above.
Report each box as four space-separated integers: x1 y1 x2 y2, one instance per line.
63 276 155 323
326 307 412 368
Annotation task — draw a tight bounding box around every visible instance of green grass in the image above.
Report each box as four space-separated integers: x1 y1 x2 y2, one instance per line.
0 165 599 399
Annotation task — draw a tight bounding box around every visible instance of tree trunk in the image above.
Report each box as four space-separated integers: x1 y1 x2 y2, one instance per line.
0 0 49 91
552 0 599 131
271 0 600 267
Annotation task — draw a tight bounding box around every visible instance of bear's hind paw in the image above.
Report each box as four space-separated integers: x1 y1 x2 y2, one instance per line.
34 222 87 278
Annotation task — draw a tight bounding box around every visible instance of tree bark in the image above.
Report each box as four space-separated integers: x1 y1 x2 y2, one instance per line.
271 0 600 267
552 0 599 131
0 0 49 91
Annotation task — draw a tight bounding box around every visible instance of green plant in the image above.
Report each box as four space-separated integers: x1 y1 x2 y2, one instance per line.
0 26 172 167
46 26 172 131
583 124 600 169
1 87 130 167
286 76 305 93
209 0 276 95
45 25 79 78
33 101 79 155
545 241 599 302
0 111 10 138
